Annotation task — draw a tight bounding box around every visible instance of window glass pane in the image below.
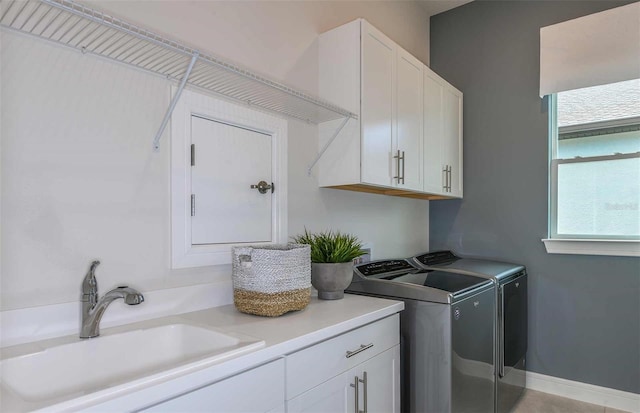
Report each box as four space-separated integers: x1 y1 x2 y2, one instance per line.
557 79 640 127
557 157 640 237
551 79 640 240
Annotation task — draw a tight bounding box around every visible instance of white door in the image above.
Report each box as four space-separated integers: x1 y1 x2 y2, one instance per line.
423 69 446 195
443 86 463 197
395 49 423 191
191 115 272 245
353 346 401 413
361 21 395 187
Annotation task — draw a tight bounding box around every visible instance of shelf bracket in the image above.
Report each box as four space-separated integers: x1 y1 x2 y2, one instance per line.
153 51 200 151
307 116 351 176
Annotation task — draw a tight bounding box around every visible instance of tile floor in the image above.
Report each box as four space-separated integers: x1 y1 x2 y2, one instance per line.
512 390 631 413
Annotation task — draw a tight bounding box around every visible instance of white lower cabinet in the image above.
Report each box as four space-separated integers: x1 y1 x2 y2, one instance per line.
287 346 400 413
286 315 400 413
138 315 400 413
140 359 285 413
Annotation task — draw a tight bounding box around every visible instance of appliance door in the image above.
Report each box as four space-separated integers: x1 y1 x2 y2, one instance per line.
451 287 496 413
498 273 527 413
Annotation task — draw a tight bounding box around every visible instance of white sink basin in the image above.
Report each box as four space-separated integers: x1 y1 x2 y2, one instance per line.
0 323 264 402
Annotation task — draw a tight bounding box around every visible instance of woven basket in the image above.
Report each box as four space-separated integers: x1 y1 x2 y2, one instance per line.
232 244 311 317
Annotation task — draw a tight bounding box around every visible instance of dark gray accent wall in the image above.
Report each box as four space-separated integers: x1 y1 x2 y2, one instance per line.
430 1 640 394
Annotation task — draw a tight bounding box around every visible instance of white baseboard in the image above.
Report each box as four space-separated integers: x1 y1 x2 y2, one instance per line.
527 371 640 413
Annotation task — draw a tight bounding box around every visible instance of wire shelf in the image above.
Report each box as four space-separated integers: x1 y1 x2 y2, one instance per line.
0 0 358 126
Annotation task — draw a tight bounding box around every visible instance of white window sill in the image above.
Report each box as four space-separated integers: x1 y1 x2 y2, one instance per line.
542 239 640 257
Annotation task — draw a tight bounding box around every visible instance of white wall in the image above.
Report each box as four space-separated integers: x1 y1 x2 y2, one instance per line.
88 0 431 86
0 1 431 311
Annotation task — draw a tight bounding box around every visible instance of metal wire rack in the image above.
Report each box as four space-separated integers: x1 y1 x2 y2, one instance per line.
1 0 358 151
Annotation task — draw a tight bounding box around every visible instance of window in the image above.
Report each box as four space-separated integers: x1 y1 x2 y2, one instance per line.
545 79 640 256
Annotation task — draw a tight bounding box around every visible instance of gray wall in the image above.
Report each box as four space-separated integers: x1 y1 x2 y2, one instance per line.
430 1 640 393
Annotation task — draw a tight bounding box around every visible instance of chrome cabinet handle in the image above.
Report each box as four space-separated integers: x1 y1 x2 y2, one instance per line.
393 150 401 184
445 165 449 192
444 165 449 192
362 371 368 413
447 165 452 192
351 376 359 413
350 374 366 413
250 180 274 194
346 343 374 358
393 151 406 185
442 166 448 191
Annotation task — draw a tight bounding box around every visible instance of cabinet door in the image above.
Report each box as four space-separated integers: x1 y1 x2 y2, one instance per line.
423 69 446 195
423 68 463 198
286 373 350 413
288 346 401 413
191 115 272 245
286 314 399 399
361 21 395 187
140 359 284 412
443 85 463 197
395 49 423 191
353 345 401 413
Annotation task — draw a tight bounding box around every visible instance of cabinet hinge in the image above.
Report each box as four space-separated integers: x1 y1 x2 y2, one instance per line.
190 144 195 166
190 194 195 216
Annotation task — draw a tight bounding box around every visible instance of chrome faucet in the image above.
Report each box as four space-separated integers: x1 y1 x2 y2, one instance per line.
80 260 144 339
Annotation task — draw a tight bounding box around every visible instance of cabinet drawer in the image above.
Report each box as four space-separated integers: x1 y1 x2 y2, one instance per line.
140 359 284 412
286 314 399 399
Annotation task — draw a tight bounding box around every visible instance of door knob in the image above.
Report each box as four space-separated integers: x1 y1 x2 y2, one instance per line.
250 181 274 194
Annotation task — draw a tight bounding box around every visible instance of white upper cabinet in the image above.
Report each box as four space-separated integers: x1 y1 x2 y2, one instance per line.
443 84 463 197
361 22 395 187
423 70 445 195
318 19 461 200
395 49 424 191
423 68 463 198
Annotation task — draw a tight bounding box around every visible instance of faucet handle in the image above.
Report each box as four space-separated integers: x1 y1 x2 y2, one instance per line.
82 260 100 307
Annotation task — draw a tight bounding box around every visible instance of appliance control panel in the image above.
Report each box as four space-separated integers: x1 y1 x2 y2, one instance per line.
414 250 459 266
356 260 415 277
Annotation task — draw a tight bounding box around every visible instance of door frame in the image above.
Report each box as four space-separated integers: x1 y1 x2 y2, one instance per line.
171 88 288 269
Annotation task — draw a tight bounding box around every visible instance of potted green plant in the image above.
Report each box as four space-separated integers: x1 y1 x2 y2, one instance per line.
292 229 366 300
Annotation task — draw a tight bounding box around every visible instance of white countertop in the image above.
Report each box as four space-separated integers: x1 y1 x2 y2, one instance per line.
0 294 403 412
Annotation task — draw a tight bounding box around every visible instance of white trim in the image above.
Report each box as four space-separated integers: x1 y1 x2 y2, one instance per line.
526 371 640 413
558 115 640 134
170 88 288 269
542 239 640 257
